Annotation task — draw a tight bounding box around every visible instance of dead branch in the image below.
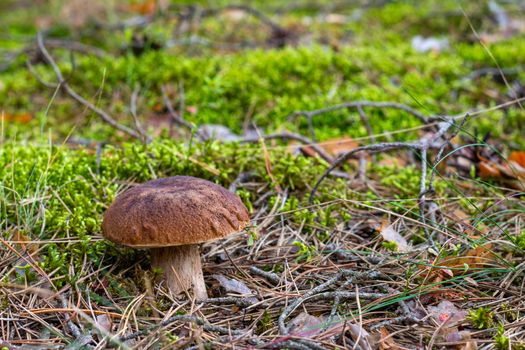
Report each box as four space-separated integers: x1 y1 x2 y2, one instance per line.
241 132 334 164
249 266 281 285
290 101 431 125
130 85 152 143
1 38 107 73
465 65 524 81
357 105 375 143
160 84 195 136
309 141 421 200
32 32 147 141
278 270 381 336
119 314 248 343
308 116 465 249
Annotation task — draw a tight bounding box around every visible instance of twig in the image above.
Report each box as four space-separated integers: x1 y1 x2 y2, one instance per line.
305 290 386 302
201 297 256 308
33 32 144 140
61 297 94 350
427 115 469 192
418 116 467 248
307 116 463 250
278 270 381 335
119 314 248 342
323 244 384 265
160 84 195 135
309 141 422 201
1 38 107 72
229 172 257 192
309 117 462 203
249 266 281 285
465 65 524 81
241 132 334 164
290 101 430 124
261 340 320 350
177 81 186 133
130 84 152 143
357 105 375 143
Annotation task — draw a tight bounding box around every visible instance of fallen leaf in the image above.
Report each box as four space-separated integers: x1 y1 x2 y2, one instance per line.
428 300 467 327
377 155 407 168
479 161 501 178
451 208 470 223
437 244 496 274
322 138 359 156
213 275 258 304
379 223 411 253
347 323 373 350
222 8 248 22
2 113 33 124
378 327 403 350
324 14 347 24
476 151 525 190
294 137 359 162
13 231 37 255
509 151 525 167
96 314 112 333
288 313 347 340
128 0 156 15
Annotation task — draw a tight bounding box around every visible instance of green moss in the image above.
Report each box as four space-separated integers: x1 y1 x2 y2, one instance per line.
2 33 525 145
0 139 338 286
468 306 495 329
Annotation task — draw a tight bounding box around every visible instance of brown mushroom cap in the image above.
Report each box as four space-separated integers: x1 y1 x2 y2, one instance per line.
102 176 250 248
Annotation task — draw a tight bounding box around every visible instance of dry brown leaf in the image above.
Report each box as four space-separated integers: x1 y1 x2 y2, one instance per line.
461 339 478 350
509 151 525 167
428 300 467 327
2 113 33 124
96 314 112 333
128 0 156 15
321 137 359 156
451 208 470 223
420 243 497 284
478 160 525 191
436 244 496 275
378 327 403 350
289 312 325 338
296 137 359 161
379 223 411 253
13 231 37 255
477 151 525 190
479 161 501 178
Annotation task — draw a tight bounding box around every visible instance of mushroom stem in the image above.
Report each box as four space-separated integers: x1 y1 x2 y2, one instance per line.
150 245 207 300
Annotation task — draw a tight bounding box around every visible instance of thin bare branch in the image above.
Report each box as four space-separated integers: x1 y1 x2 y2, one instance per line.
34 32 144 140
241 131 334 164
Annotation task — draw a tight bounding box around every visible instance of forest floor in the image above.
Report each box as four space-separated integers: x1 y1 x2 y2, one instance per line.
1 1 525 349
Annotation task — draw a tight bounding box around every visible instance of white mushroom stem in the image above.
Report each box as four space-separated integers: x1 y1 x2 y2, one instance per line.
150 245 207 300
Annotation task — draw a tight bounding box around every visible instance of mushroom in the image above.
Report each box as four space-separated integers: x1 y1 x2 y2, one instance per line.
101 176 250 300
